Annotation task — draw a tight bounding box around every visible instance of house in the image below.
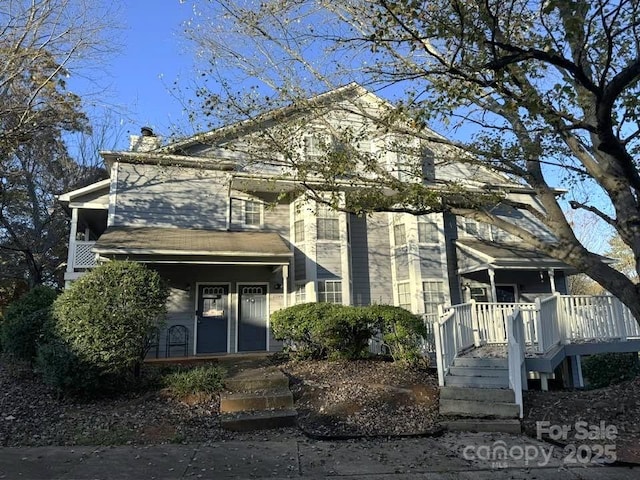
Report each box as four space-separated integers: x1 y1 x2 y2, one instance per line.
59 83 573 358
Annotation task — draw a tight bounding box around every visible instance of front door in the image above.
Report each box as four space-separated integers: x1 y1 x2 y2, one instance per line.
238 285 267 351
196 285 228 354
496 285 517 303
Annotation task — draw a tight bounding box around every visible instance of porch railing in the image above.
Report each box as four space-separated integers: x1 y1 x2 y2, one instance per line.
72 241 97 269
507 307 525 418
559 294 640 341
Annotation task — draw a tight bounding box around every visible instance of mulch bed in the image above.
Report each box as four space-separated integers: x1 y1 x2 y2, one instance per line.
0 357 439 446
280 359 440 437
522 377 640 463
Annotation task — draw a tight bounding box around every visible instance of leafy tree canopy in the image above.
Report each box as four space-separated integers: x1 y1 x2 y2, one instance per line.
182 0 640 321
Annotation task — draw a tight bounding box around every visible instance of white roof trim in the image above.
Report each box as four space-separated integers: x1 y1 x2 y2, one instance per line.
58 179 111 202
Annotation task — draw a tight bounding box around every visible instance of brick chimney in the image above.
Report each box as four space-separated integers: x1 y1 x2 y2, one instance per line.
129 126 162 152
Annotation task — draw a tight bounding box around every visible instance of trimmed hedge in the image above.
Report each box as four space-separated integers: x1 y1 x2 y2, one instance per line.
271 302 426 363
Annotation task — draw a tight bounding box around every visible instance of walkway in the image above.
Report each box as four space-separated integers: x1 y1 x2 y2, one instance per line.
0 434 637 479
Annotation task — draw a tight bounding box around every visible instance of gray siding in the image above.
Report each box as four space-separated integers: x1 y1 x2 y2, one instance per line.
418 245 443 277
114 163 230 229
350 214 371 306
394 247 410 281
316 242 342 279
264 202 290 238
293 248 306 281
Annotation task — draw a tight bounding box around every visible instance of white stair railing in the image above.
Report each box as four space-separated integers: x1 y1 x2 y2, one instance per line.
433 307 457 387
507 307 525 419
535 293 562 354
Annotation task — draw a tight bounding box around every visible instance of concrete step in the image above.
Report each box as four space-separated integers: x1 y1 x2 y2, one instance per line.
442 418 521 434
453 357 508 369
440 386 515 403
444 375 509 389
224 370 289 393
448 366 508 377
221 409 297 432
220 389 294 413
439 399 519 418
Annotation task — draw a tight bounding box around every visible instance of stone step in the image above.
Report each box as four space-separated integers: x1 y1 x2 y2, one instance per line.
453 357 508 369
442 418 521 434
448 366 508 377
439 399 520 418
220 389 294 413
224 370 289 393
221 409 298 432
444 375 509 389
440 386 515 403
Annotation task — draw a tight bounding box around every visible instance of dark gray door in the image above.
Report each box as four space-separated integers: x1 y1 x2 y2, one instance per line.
238 285 267 351
196 285 228 354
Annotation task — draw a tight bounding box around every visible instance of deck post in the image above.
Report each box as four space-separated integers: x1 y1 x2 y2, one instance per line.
540 372 549 391
571 355 585 388
470 299 480 347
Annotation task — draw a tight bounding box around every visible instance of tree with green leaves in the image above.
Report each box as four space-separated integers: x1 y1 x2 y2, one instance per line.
0 0 116 295
183 0 640 323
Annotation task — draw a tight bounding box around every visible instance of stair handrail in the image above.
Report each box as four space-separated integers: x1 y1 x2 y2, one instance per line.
434 306 456 387
506 307 525 419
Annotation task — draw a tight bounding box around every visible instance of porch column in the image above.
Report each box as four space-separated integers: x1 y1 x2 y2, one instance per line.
548 268 556 293
66 208 79 273
282 264 289 308
488 268 497 302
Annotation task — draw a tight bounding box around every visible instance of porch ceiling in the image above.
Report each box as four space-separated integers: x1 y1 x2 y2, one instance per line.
93 227 292 265
455 238 571 274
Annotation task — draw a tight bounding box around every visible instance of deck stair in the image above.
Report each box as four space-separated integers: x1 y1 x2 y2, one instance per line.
220 368 297 431
439 355 521 433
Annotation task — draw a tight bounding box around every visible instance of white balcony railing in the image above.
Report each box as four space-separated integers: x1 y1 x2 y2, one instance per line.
72 241 97 269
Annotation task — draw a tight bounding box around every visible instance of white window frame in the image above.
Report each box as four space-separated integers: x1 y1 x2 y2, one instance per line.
316 203 340 241
396 281 412 311
317 280 343 304
417 216 438 244
294 282 307 304
422 280 445 321
244 199 263 227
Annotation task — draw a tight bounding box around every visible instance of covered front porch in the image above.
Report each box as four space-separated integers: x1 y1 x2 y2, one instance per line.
433 294 640 417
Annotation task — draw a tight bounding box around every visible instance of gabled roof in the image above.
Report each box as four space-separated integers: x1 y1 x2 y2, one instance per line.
58 179 111 208
158 82 390 155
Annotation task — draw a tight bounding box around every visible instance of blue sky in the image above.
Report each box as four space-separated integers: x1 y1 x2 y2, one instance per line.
73 1 196 149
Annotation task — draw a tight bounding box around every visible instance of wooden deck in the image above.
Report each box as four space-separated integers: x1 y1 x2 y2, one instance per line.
433 294 640 415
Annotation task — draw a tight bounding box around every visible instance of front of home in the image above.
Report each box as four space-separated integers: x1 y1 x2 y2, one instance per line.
59 84 572 358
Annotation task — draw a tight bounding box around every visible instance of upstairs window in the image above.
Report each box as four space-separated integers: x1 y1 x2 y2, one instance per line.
316 203 340 240
244 200 262 226
393 223 407 246
418 216 438 243
293 205 305 242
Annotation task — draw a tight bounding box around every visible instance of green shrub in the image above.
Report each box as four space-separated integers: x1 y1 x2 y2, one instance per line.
367 305 428 365
272 303 377 360
271 303 338 359
1 286 57 359
35 340 103 396
52 261 169 384
322 306 376 360
163 365 225 396
582 352 640 389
